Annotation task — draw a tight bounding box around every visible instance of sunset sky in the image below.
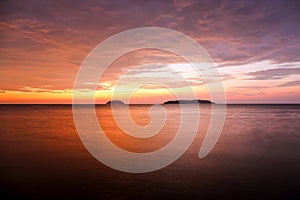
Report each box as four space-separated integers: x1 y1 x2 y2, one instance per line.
0 0 299 104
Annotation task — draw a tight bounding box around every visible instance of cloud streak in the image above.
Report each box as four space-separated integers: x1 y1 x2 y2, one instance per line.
245 67 300 80
277 80 300 87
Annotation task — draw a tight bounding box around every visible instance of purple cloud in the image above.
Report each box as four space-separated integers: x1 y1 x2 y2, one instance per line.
245 67 300 80
277 80 300 87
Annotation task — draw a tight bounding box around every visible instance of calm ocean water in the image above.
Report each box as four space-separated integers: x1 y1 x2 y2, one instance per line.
1 104 300 199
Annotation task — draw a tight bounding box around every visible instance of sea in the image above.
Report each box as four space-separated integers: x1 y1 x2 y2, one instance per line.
1 104 300 199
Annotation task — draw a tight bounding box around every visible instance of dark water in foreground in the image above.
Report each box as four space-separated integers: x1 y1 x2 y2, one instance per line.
1 104 300 199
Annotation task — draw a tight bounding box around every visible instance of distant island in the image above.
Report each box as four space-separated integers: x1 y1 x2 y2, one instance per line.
163 99 214 104
104 99 213 105
106 100 125 105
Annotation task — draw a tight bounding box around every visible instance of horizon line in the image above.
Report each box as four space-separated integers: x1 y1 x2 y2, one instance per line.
0 103 300 105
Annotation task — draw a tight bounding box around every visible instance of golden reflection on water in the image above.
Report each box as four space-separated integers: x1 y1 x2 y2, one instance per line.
96 105 211 153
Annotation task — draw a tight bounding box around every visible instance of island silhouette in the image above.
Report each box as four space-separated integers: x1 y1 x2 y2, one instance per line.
163 99 214 104
105 99 214 105
106 100 125 105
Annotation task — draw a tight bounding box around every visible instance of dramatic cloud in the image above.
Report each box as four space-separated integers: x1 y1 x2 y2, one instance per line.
1 0 300 103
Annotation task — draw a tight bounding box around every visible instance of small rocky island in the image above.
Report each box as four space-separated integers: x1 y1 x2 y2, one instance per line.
163 99 214 104
106 100 125 105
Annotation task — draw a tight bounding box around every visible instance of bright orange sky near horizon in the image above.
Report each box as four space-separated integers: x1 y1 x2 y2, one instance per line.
1 0 300 104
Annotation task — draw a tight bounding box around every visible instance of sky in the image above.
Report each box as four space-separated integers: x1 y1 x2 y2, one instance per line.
0 0 300 104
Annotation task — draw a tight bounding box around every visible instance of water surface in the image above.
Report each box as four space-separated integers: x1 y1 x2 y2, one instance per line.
1 104 300 199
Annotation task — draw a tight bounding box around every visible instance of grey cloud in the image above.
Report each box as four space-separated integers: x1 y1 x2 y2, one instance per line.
245 67 300 80
234 86 268 89
243 92 266 96
277 80 300 87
